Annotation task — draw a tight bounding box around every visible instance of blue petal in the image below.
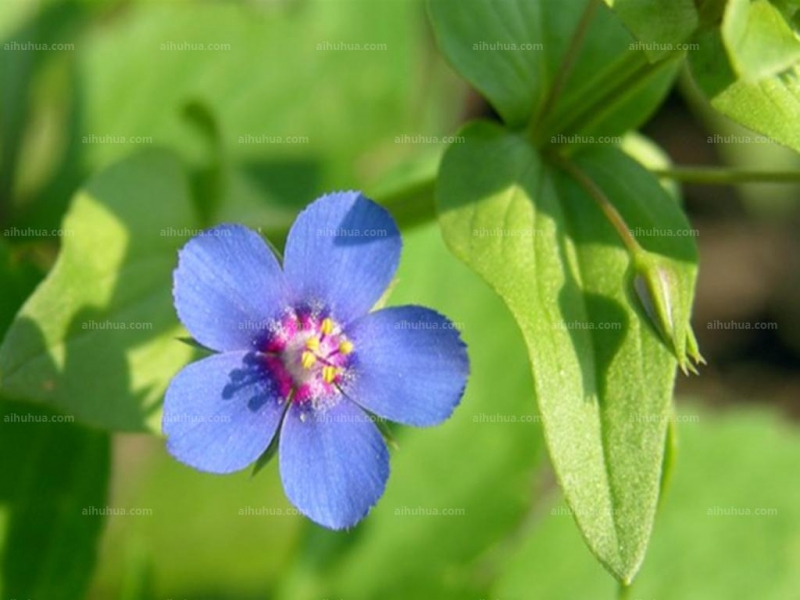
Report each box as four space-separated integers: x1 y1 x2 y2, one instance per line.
282 191 401 324
163 351 286 474
342 306 469 426
279 398 389 529
174 224 290 352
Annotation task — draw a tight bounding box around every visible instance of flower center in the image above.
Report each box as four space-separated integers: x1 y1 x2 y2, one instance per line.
263 311 354 404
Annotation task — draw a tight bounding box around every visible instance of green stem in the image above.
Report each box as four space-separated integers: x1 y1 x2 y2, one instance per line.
618 581 633 600
652 166 800 185
554 155 642 255
532 0 600 131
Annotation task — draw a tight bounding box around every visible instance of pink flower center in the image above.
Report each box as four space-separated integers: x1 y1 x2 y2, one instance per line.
263 311 354 404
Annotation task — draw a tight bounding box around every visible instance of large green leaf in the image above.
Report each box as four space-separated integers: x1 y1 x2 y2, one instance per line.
436 120 698 583
723 0 800 81
427 0 679 137
492 405 800 599
0 399 110 600
689 2 800 154
275 223 547 600
603 0 698 61
0 149 196 432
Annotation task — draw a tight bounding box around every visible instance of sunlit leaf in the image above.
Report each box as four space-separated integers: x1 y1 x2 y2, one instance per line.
0 149 197 432
436 120 698 583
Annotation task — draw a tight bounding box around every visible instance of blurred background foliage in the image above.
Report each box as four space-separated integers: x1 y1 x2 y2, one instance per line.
0 0 798 599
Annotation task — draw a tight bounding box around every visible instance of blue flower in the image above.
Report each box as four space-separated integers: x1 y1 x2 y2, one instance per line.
162 191 469 529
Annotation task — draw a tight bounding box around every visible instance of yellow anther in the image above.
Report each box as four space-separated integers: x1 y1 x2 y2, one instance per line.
322 366 338 384
305 336 320 351
320 318 335 336
339 340 354 355
301 351 317 369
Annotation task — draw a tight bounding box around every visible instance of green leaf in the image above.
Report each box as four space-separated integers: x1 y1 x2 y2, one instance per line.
689 5 800 154
275 223 547 600
492 405 800 599
604 0 699 61
0 149 197 432
427 0 679 136
0 241 41 338
723 0 800 81
436 120 698 583
0 398 110 600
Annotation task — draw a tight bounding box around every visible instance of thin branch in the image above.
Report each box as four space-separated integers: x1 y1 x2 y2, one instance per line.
554 154 642 255
652 166 800 185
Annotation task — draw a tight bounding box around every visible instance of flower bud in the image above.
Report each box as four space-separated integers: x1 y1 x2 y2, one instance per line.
631 250 703 375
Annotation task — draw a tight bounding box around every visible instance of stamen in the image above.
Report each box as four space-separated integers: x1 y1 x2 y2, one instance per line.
320 318 335 336
301 351 317 369
322 366 338 383
266 312 354 403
